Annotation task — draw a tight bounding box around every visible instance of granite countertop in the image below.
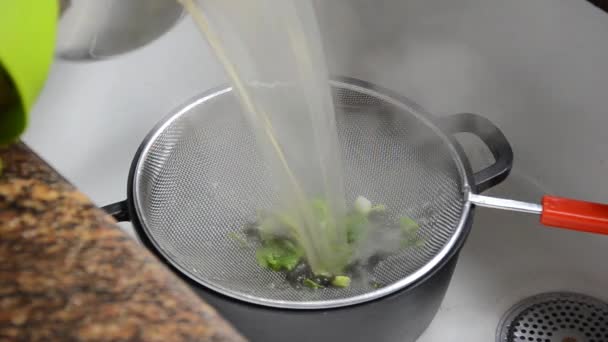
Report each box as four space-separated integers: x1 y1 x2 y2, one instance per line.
0 143 246 341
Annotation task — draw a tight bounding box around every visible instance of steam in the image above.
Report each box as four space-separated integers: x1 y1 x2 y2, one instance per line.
181 0 437 280
183 0 349 275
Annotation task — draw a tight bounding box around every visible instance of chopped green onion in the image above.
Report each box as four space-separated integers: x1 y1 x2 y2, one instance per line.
331 275 351 288
354 196 372 215
400 216 420 234
400 216 424 248
345 212 368 244
303 278 324 289
255 239 302 271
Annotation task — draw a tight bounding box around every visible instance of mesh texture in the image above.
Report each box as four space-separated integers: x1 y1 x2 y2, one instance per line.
133 81 466 308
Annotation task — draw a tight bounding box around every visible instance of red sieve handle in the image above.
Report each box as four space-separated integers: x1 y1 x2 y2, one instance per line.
541 195 608 235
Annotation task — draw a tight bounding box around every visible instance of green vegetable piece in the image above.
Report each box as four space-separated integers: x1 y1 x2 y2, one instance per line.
354 196 372 215
400 216 424 248
256 239 302 272
345 212 369 244
400 216 420 235
331 275 351 288
303 278 324 289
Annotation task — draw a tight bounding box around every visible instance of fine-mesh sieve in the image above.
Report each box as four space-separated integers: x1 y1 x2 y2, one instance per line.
104 77 513 309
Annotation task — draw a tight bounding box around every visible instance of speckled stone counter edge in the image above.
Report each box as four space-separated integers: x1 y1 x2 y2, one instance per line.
0 143 246 342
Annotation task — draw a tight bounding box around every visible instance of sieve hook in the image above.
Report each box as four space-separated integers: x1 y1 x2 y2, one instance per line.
102 200 130 222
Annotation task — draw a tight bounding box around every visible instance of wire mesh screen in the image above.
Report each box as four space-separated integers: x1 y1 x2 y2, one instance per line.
133 81 466 308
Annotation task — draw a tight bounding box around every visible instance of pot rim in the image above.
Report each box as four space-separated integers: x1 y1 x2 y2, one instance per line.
126 77 480 309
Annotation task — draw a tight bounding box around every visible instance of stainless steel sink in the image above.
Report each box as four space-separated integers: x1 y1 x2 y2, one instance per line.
24 0 608 340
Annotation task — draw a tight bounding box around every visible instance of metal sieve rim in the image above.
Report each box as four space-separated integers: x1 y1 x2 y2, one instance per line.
128 77 475 309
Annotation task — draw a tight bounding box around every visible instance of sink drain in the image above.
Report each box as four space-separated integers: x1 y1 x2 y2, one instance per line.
497 292 608 342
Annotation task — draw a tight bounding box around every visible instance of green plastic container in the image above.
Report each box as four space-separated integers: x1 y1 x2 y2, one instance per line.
0 0 58 145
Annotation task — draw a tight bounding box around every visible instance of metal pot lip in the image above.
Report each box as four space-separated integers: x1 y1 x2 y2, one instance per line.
127 76 475 310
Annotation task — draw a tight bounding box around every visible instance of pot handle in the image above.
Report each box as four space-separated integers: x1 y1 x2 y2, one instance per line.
102 200 131 222
440 113 513 193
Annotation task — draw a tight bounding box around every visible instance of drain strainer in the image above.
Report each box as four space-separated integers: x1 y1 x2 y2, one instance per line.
497 292 608 342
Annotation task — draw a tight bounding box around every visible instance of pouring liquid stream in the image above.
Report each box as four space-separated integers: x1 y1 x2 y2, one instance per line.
179 0 349 274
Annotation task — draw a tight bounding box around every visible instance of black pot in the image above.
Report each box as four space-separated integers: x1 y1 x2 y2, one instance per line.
104 78 513 342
